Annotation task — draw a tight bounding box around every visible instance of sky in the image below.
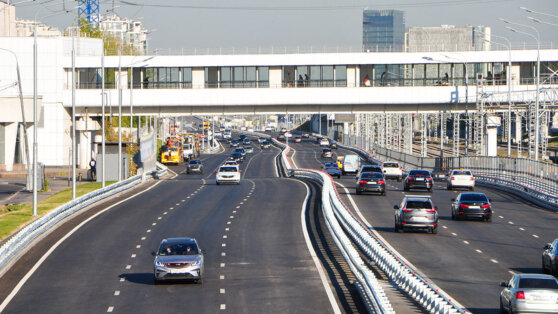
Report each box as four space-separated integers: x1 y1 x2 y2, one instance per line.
10 0 558 52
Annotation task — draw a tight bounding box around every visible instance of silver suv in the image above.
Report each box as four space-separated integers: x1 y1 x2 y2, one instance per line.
394 196 438 234
152 238 204 284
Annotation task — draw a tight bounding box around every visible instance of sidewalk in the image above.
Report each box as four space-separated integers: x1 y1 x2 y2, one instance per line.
0 170 90 206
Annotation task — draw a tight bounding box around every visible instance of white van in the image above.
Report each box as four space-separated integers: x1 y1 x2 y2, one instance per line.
342 154 361 175
223 129 232 139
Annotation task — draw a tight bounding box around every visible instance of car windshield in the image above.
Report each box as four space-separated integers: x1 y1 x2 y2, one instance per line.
245 146 252 150
460 194 488 202
405 201 433 209
219 167 238 172
159 242 199 256
262 141 269 144
518 278 558 289
453 170 472 176
231 153 242 158
363 166 381 172
323 149 331 152
361 173 383 179
383 163 399 168
235 148 244 152
324 163 337 168
410 170 430 176
189 160 201 165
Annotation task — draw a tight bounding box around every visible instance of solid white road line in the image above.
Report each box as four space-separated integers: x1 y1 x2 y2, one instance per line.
0 173 170 312
298 181 342 314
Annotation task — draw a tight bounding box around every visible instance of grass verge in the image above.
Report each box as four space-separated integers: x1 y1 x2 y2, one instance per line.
0 182 115 241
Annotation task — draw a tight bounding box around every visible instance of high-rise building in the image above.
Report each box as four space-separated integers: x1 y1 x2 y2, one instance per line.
99 15 149 55
16 19 62 37
0 1 16 36
406 25 491 52
362 9 405 52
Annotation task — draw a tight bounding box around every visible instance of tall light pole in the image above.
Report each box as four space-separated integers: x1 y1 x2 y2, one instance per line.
528 17 558 28
118 44 122 181
101 46 106 188
71 33 76 199
482 33 513 157
520 7 558 20
501 18 541 160
0 48 32 213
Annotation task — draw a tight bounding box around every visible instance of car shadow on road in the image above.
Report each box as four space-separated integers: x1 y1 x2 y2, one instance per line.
465 308 498 314
119 273 201 285
509 267 544 274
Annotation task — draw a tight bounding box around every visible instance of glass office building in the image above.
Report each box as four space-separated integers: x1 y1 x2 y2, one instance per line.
362 9 405 52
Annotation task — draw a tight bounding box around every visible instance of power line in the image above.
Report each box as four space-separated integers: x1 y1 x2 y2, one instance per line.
118 0 512 11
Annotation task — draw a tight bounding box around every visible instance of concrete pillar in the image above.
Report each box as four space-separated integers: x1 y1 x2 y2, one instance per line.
3 122 18 171
486 115 501 156
515 115 522 144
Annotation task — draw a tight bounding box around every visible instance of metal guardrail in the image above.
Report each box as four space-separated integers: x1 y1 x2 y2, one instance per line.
0 163 169 276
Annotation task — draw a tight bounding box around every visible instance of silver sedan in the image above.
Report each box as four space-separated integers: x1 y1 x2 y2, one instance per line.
500 273 558 313
153 238 204 284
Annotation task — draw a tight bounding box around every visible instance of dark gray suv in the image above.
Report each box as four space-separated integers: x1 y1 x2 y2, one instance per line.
394 196 438 234
543 238 558 276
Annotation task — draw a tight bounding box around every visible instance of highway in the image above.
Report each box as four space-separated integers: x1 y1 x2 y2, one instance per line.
290 138 558 313
0 138 343 313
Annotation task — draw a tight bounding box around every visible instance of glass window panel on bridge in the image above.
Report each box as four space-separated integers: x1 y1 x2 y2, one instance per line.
181 67 192 88
334 66 347 87
257 67 269 87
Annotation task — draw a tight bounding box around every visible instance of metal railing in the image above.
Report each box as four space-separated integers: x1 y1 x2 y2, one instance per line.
0 163 168 277
347 138 558 211
260 132 468 313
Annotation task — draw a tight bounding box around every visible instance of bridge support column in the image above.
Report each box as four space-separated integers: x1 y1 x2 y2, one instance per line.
486 115 501 157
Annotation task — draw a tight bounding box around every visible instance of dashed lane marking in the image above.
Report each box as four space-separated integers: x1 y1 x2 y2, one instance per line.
114 291 120 296
225 228 229 231
220 304 226 310
491 259 499 264
227 221 231 225
220 289 225 294
152 223 156 226
120 278 125 282
508 221 514 225
222 243 227 247
236 206 240 209
147 229 151 233
519 227 525 231
141 237 146 240
221 252 226 256
220 275 225 280
230 216 234 219
125 265 131 270
463 240 470 244
475 249 483 254
499 215 504 219
533 234 540 238
232 210 236 214
131 254 136 258
221 263 225 268
442 226 448 229
451 232 457 236
157 217 162 220
107 306 114 312
223 235 228 239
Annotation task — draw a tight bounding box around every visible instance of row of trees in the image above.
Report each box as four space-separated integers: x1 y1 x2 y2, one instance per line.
76 18 137 55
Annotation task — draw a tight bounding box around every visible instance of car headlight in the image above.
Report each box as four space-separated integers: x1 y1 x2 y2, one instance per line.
155 260 165 267
191 260 201 266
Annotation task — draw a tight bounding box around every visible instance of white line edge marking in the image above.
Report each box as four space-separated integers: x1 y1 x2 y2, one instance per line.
273 145 280 178
298 181 342 314
0 173 171 311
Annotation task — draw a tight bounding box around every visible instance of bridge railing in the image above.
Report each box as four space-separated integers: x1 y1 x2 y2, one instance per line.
338 135 558 211
260 133 469 314
0 163 168 277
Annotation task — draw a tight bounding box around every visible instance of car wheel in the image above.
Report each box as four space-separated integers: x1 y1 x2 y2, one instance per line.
356 189 361 195
404 185 409 191
427 188 433 193
451 211 455 220
447 185 452 190
499 299 506 314
342 171 346 176
394 222 400 233
542 259 549 274
396 224 403 233
431 226 438 234
382 191 386 196
486 215 492 222
337 175 341 179
216 182 220 185
470 186 475 191
154 277 161 285
200 170 204 174
397 177 401 182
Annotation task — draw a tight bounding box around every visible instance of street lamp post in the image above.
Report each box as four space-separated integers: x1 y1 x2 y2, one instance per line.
501 19 541 160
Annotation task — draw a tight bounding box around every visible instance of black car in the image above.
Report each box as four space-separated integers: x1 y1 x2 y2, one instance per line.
542 238 558 276
230 140 240 147
239 134 246 140
234 147 246 156
230 152 244 163
356 165 383 179
404 170 433 192
243 138 251 145
356 172 386 195
451 193 492 221
186 159 203 174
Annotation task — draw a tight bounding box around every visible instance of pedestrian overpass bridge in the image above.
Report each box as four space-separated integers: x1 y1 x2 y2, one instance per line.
69 49 558 116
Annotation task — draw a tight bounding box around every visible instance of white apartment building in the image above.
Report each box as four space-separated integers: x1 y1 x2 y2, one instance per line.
407 25 490 52
99 15 148 55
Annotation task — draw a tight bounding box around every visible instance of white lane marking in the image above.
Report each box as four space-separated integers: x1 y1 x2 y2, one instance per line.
126 265 131 270
221 252 226 256
222 243 227 247
232 210 236 214
220 275 225 280
509 270 517 275
131 254 136 258
120 278 125 282
519 227 525 231
491 259 499 264
187 196 191 199
220 304 226 310
463 240 470 244
225 228 229 231
273 146 280 178
236 206 241 209
147 229 151 233
533 234 540 238
451 232 457 236
114 290 120 296
227 221 231 225
176 203 180 206
163 212 167 215
475 249 483 254
220 289 225 294
442 226 448 229
157 217 162 220
499 215 504 219
239 202 244 205
298 181 342 314
223 235 228 239
291 149 299 169
170 206 175 209
230 216 234 219
243 199 247 201
221 263 225 268
107 306 114 312
152 223 157 226
181 199 185 202
508 221 514 225
141 237 146 240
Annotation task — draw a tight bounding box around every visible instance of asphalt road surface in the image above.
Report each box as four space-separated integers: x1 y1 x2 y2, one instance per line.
290 138 558 313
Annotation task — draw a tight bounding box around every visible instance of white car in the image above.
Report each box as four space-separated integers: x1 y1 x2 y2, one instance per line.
319 139 329 146
215 165 241 185
284 132 293 138
447 169 475 190
381 161 403 181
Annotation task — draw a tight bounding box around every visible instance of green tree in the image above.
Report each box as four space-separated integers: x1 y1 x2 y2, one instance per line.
77 18 137 56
